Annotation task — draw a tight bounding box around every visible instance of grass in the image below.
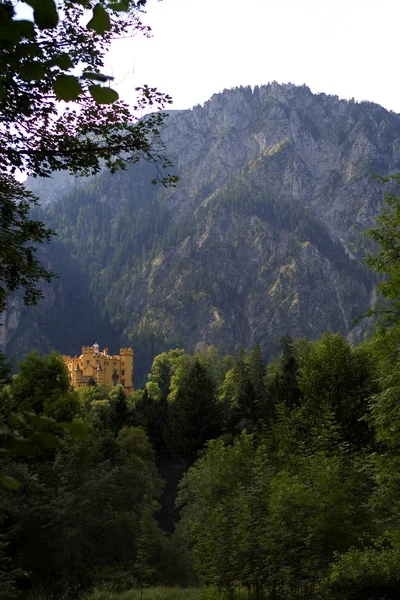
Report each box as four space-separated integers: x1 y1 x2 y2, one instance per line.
85 586 220 600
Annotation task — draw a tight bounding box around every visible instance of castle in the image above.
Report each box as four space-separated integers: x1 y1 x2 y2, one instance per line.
63 344 134 394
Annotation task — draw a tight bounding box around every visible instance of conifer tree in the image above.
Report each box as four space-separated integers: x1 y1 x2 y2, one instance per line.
109 385 129 432
166 359 221 459
264 335 301 419
247 342 266 407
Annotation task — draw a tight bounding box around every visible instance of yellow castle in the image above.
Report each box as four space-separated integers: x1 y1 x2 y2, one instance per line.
63 344 134 394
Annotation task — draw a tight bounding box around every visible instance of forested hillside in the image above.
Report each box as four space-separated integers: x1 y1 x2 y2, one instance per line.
4 154 400 600
3 83 400 382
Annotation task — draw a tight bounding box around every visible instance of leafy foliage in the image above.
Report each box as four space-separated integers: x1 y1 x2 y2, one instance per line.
366 175 400 325
0 176 54 312
0 351 166 598
0 0 177 314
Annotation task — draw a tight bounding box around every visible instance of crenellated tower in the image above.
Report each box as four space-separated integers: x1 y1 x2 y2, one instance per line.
63 343 134 393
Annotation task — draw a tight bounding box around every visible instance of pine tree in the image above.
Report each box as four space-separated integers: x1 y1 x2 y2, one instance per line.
266 335 301 412
166 359 221 459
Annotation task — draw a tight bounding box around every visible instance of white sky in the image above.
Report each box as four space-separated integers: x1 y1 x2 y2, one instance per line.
105 0 400 113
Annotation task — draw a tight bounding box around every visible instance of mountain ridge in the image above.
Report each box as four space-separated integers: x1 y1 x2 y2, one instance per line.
3 82 399 383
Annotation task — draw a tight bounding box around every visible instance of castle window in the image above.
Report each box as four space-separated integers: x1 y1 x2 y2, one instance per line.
122 379 125 386
86 360 89 364
122 362 124 366
113 362 116 366
121 369 125 376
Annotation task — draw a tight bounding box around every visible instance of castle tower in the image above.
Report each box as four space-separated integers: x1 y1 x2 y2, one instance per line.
62 344 134 394
119 348 134 393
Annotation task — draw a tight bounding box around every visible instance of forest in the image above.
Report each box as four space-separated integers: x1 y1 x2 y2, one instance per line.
3 173 400 600
2 1 400 599
0 326 399 600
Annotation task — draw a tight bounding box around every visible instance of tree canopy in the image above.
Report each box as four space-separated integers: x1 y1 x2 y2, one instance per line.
0 0 177 313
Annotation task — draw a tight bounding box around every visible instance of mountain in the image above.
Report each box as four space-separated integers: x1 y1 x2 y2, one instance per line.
2 82 400 383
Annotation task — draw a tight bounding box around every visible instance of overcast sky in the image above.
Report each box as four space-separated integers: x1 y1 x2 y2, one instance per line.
105 0 400 113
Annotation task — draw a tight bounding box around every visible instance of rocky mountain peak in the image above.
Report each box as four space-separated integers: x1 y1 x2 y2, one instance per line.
6 84 400 383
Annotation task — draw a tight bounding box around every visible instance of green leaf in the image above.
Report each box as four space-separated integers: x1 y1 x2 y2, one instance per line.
0 475 21 491
0 4 13 26
54 75 83 101
24 0 59 30
82 72 113 83
89 85 119 104
31 431 60 449
15 42 44 59
87 4 111 34
0 20 35 43
59 421 89 439
51 54 74 70
4 437 34 456
19 63 47 81
23 412 56 428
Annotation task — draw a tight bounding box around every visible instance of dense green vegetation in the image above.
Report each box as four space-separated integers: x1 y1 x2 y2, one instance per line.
0 352 193 599
3 179 400 600
1 298 400 599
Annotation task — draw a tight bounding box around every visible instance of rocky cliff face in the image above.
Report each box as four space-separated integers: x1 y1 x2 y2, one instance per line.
3 83 400 380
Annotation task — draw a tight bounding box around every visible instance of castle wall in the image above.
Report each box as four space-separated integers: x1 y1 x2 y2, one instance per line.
63 345 134 393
